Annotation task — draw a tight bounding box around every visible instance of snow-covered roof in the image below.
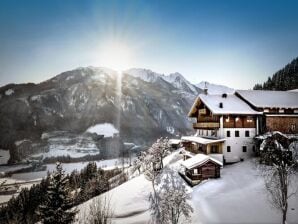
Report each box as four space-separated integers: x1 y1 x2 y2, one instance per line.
180 154 223 169
169 139 181 145
255 131 298 141
236 90 298 109
189 94 261 116
181 136 225 145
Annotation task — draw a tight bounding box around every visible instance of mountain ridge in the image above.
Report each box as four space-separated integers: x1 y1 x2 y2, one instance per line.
0 67 201 162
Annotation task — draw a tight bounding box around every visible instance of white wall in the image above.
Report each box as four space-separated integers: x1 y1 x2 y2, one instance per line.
222 128 256 163
195 127 257 163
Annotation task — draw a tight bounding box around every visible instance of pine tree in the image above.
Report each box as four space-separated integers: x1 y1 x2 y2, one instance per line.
253 57 298 90
38 162 77 224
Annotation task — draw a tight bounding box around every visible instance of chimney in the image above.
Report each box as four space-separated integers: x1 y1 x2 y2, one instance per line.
219 102 223 108
204 81 208 95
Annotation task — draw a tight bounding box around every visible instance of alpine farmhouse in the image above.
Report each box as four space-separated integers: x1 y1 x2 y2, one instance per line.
181 89 298 172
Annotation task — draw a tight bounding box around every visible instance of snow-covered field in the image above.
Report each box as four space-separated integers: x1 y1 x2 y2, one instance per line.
3 158 131 181
32 133 101 159
86 123 119 137
75 152 298 224
32 146 99 159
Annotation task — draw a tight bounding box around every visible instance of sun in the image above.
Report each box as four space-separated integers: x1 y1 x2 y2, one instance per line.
97 41 133 72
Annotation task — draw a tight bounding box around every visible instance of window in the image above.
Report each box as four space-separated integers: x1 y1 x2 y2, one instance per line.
235 130 240 137
227 131 230 137
291 124 296 131
227 146 231 152
242 146 247 152
193 169 198 174
247 116 253 123
245 130 250 137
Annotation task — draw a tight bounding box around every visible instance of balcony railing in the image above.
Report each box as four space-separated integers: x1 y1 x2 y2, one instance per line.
193 122 220 129
198 116 220 122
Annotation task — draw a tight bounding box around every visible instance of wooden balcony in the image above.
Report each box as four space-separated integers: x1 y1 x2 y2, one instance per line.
193 122 220 129
198 116 220 122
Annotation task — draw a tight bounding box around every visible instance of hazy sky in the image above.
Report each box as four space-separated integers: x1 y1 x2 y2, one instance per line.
0 0 298 89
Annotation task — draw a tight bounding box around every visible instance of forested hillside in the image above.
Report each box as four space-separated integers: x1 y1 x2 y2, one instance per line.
253 57 298 91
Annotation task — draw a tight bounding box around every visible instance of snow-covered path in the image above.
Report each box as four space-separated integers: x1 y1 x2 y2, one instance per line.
75 153 298 224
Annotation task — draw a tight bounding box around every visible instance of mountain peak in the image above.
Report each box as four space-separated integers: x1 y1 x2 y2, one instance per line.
196 81 234 94
125 68 202 95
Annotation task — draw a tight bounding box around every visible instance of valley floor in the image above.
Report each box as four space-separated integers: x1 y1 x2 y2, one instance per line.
0 158 133 205
75 151 298 224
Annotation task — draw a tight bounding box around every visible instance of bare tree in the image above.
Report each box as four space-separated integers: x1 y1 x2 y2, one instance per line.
149 168 193 224
143 149 162 223
258 133 298 224
88 195 114 224
148 138 170 169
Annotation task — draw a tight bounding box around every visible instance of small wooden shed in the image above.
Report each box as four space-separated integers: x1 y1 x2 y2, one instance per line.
181 154 222 182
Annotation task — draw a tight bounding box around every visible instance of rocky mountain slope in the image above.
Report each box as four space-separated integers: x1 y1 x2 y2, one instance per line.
0 67 203 161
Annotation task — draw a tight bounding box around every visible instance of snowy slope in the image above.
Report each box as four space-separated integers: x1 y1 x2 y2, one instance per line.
75 152 298 224
124 68 161 83
196 81 234 94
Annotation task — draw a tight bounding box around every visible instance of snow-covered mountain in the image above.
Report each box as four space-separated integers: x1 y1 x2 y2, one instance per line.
125 68 202 95
196 81 234 94
0 67 200 162
0 66 236 162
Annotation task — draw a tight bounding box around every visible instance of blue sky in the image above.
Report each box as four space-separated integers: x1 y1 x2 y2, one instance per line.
0 0 298 89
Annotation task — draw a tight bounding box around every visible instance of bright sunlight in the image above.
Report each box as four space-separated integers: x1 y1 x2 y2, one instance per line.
97 41 133 72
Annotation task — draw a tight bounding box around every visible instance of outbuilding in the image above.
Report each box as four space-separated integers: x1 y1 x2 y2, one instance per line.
180 154 222 185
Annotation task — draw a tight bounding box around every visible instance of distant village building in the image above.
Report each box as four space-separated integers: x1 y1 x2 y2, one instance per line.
183 89 298 165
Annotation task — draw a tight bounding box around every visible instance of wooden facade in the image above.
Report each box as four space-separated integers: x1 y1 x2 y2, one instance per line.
185 160 221 181
265 116 298 133
235 91 298 134
192 101 221 130
181 141 223 154
223 115 256 128
192 103 257 130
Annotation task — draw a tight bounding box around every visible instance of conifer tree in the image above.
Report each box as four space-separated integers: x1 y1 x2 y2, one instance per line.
38 162 77 224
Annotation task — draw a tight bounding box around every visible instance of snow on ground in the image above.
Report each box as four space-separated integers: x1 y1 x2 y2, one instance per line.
86 123 119 138
191 160 298 224
0 158 133 204
0 164 32 173
0 149 10 164
4 89 14 96
75 151 298 224
3 158 131 182
33 134 100 160
75 151 185 224
33 146 99 159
